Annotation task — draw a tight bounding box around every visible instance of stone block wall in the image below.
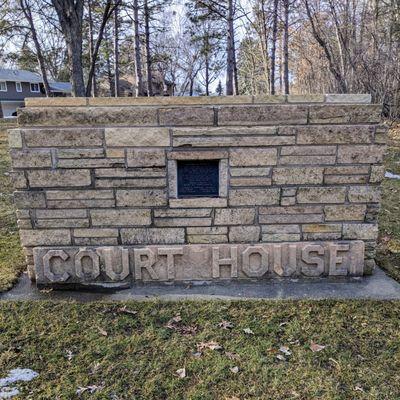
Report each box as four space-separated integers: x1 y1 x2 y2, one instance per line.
9 94 387 288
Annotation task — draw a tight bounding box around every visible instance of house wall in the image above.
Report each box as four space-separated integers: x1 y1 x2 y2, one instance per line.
9 95 386 289
0 81 44 101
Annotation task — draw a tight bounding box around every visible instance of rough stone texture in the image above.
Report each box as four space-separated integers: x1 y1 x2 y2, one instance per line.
10 95 384 287
33 241 365 285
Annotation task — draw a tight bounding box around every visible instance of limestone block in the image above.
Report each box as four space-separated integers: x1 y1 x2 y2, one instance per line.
293 125 374 144
105 127 169 147
214 208 256 225
287 94 325 103
218 105 308 125
343 224 378 240
116 189 167 207
27 169 91 188
159 107 214 126
36 219 89 228
57 158 124 169
374 125 388 144
170 198 227 208
337 145 385 164
348 186 380 203
230 177 272 187
167 150 228 160
57 148 105 159
370 165 386 183
73 228 119 238
106 148 125 158
154 217 212 227
279 155 336 165
230 167 271 177
253 95 286 103
46 190 114 200
262 233 301 242
32 241 366 285
281 188 297 196
23 128 104 147
325 94 371 103
230 148 277 167
309 105 381 124
20 229 71 246
172 126 277 136
259 206 324 224
121 228 185 244
229 226 260 242
188 235 228 244
36 209 87 219
261 224 300 233
19 106 158 126
229 188 280 206
154 209 212 218
95 178 166 189
303 232 341 240
91 209 151 226
297 187 346 203
324 175 368 184
10 149 52 169
95 168 166 178
173 136 294 147
8 129 22 148
18 219 33 229
14 191 46 208
75 238 119 246
187 227 228 235
324 166 370 175
25 97 88 107
272 167 323 185
10 172 28 189
47 199 116 209
302 224 341 233
280 197 296 206
281 145 336 156
16 210 30 219
219 159 229 197
324 205 366 221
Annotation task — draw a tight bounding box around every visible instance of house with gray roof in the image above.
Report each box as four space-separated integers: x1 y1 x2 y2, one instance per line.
0 69 72 118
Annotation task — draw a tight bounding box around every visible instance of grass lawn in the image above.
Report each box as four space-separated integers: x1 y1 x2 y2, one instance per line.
0 123 24 292
1 300 400 399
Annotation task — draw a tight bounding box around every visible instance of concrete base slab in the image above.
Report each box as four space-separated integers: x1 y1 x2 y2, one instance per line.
2 267 400 302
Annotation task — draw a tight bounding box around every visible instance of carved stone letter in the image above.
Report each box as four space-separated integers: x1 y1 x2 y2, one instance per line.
212 246 238 278
134 248 157 280
273 244 297 277
75 249 100 280
43 249 69 282
242 246 268 277
328 244 350 276
301 244 325 277
158 247 183 280
102 247 130 281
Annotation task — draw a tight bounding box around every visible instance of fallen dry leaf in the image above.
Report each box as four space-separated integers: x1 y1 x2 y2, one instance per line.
97 327 108 337
176 368 186 379
230 366 239 374
218 320 234 330
276 354 286 361
225 351 240 360
279 346 291 356
243 328 254 335
355 385 364 392
116 306 137 316
310 341 326 352
65 350 74 361
197 341 223 351
76 385 102 395
165 316 197 335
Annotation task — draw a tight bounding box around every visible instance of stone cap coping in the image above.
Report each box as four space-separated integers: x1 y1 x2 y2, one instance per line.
24 94 373 108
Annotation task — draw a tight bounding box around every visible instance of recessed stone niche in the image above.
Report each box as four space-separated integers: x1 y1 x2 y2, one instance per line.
9 94 386 289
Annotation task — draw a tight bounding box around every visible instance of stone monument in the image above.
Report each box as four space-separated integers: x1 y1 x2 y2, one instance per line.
8 94 387 289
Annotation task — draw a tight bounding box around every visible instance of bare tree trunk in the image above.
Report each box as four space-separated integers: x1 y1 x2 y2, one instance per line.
144 0 153 96
51 0 85 97
205 53 210 96
105 28 115 96
270 0 279 94
233 34 239 95
20 0 52 97
133 0 145 96
226 0 234 95
114 3 120 97
283 0 289 94
87 0 97 97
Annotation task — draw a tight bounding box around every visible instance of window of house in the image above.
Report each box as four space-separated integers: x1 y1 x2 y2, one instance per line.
30 83 40 93
0 81 7 92
15 82 22 92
